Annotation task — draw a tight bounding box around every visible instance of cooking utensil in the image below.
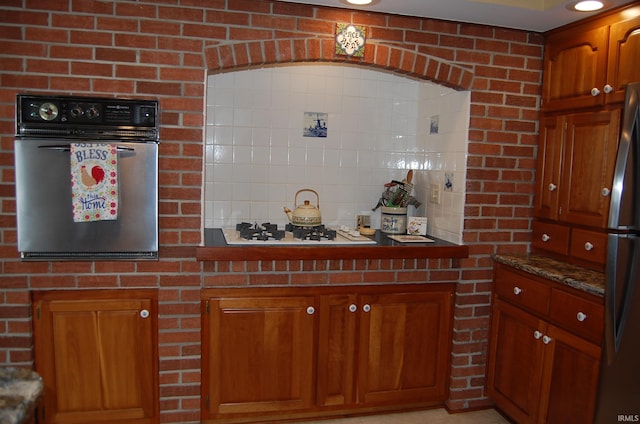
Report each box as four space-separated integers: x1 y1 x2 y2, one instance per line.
283 189 322 227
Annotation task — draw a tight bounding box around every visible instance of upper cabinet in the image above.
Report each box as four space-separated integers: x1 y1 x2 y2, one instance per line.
534 109 620 228
542 7 640 111
607 14 640 103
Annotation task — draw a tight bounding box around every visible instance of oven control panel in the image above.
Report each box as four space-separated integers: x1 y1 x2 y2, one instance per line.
16 94 159 139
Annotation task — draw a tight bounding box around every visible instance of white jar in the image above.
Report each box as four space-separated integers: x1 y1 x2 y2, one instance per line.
380 206 407 234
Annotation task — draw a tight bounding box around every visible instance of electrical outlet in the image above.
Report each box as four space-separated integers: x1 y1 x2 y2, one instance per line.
430 183 441 204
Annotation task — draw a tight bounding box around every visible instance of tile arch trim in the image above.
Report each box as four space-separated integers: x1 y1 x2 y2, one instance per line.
204 37 474 91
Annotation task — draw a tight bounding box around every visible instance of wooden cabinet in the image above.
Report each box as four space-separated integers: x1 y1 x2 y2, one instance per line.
534 109 620 228
542 5 640 111
487 264 603 424
316 293 357 407
202 294 316 418
32 290 159 424
201 284 454 423
533 108 619 270
356 291 452 405
535 4 640 269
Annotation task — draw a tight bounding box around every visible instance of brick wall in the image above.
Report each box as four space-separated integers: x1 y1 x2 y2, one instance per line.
0 1 542 422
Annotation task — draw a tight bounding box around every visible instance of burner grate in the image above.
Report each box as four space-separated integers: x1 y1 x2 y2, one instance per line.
236 222 285 241
286 224 336 241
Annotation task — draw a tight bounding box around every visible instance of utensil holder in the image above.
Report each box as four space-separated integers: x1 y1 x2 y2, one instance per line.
381 206 407 234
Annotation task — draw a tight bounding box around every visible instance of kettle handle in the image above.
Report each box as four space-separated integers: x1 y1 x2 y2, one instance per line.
295 189 320 208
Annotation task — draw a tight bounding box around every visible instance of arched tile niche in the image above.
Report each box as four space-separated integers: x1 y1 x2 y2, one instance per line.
203 40 471 244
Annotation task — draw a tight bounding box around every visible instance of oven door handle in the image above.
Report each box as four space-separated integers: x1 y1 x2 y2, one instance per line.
37 144 135 152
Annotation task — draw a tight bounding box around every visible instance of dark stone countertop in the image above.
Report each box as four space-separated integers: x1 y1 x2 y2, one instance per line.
196 228 469 261
493 253 605 297
0 368 43 424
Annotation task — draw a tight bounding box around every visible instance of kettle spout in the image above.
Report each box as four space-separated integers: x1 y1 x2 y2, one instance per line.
283 207 293 223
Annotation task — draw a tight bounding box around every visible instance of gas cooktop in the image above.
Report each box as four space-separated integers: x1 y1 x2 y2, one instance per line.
221 223 376 245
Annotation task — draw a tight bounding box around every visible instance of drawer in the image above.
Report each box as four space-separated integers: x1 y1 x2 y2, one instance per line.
549 288 604 344
570 228 607 266
494 266 550 316
532 221 569 256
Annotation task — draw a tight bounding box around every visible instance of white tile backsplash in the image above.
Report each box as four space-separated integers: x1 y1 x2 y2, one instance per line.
204 64 469 244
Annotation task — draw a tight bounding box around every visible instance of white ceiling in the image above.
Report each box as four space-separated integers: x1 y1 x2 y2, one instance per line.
276 0 637 32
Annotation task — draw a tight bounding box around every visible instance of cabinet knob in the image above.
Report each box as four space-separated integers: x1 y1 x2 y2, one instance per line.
513 286 523 295
603 84 613 94
548 183 557 192
584 242 594 251
140 309 150 318
306 306 315 315
543 335 552 345
577 312 588 322
534 330 543 340
349 304 357 313
541 234 550 242
362 304 371 313
591 87 601 96
602 187 611 197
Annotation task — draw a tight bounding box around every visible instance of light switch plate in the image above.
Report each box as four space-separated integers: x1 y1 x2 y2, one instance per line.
430 183 441 204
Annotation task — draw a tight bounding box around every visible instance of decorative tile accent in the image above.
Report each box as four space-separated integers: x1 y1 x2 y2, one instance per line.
303 112 328 138
335 23 366 57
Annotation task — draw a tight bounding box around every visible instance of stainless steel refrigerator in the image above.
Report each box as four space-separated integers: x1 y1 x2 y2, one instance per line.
595 82 640 423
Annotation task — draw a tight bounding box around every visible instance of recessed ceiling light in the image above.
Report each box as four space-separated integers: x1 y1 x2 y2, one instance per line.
572 1 604 11
346 0 373 4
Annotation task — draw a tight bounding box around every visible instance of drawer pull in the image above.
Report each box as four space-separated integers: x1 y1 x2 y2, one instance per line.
363 304 371 313
601 187 611 197
591 87 601 96
577 312 588 322
307 306 315 315
603 84 613 94
584 242 594 251
543 335 552 344
513 287 523 295
541 234 550 242
548 183 557 192
349 304 357 313
534 330 543 340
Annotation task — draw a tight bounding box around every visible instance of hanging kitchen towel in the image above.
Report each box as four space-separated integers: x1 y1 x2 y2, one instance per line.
70 143 119 222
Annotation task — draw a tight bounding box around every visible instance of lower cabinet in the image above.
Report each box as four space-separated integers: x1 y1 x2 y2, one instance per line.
32 289 159 424
201 284 454 423
487 263 602 424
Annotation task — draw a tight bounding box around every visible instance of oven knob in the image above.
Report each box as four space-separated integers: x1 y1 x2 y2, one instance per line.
86 105 100 119
69 105 84 118
38 102 59 121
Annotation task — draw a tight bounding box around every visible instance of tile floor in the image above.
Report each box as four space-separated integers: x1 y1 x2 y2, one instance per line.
302 408 510 424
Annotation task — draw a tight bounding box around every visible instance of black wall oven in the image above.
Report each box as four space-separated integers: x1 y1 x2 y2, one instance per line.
14 94 160 260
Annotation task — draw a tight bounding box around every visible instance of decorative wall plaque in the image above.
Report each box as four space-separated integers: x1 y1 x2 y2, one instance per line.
335 23 366 57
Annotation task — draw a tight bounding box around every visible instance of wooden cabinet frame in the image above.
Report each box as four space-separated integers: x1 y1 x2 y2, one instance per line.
487 264 603 424
201 284 454 423
32 289 159 424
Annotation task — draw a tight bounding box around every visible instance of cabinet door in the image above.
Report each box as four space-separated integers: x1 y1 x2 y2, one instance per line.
560 109 620 227
317 294 357 407
542 26 608 111
606 13 640 104
534 115 563 220
539 325 601 424
33 291 158 424
486 299 545 424
202 295 315 418
357 290 452 405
